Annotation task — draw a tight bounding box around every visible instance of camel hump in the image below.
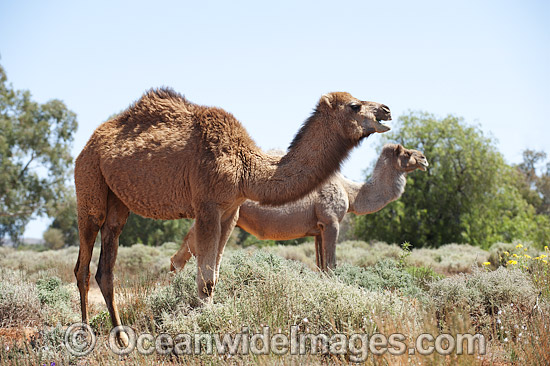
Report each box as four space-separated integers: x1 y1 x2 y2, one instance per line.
144 87 187 102
112 87 191 127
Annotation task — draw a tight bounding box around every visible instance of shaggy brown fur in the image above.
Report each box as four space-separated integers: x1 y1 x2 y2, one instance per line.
74 88 391 345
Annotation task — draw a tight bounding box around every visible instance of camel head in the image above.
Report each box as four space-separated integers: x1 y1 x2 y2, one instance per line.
388 144 429 172
318 92 392 141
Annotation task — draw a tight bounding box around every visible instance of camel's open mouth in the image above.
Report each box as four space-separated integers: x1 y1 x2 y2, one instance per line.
375 118 391 132
418 160 429 171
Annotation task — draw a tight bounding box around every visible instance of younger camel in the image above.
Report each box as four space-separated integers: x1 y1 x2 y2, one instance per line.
75 89 391 345
171 144 427 272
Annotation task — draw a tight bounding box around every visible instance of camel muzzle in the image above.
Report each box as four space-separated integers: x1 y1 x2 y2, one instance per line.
418 159 429 171
375 104 392 122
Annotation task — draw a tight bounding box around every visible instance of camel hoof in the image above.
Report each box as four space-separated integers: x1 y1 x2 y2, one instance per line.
117 331 130 349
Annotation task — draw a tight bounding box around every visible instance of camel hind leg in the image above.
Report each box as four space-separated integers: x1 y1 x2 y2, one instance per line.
74 214 102 324
74 152 108 324
314 235 324 271
96 189 129 346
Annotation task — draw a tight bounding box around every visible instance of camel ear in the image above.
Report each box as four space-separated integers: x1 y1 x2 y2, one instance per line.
320 93 332 108
395 144 404 156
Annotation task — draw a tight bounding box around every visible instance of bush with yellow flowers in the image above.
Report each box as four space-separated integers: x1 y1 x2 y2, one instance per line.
499 243 550 300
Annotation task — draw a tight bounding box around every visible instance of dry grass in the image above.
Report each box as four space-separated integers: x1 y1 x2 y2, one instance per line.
0 241 548 365
268 240 490 275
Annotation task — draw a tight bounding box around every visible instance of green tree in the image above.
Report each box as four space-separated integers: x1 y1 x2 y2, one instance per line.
43 227 65 250
516 149 550 215
119 213 192 246
537 167 550 215
49 191 79 246
0 63 77 244
354 111 550 248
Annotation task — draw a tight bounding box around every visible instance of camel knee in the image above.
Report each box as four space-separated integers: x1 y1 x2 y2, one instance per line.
170 252 188 272
171 237 195 272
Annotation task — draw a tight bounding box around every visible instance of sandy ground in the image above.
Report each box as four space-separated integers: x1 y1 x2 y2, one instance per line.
87 285 104 305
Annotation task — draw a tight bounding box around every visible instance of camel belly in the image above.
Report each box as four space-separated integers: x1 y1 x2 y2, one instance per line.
105 173 194 220
237 200 318 240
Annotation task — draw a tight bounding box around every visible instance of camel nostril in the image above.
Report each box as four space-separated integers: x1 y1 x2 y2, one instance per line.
377 104 392 120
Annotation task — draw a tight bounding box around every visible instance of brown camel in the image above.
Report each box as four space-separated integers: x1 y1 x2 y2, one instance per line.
171 144 427 272
74 88 391 345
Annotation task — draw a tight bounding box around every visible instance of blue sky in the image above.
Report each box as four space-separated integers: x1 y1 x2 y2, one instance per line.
1 0 549 238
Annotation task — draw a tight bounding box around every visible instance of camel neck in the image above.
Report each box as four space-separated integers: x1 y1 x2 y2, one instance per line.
343 156 407 215
244 112 357 205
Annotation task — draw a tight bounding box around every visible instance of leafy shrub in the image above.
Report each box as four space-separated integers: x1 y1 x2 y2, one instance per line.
406 265 444 291
36 275 77 325
36 276 70 306
334 259 422 297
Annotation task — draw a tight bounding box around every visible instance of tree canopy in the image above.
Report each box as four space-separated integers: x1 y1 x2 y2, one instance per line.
0 63 77 244
354 112 550 248
119 213 192 247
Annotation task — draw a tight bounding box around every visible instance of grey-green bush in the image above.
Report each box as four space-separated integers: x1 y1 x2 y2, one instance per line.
0 268 41 327
429 267 538 332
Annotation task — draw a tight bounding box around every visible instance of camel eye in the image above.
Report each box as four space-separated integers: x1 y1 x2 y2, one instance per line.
349 103 361 112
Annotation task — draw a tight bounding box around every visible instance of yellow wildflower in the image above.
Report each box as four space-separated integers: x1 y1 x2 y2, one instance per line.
541 254 547 258
516 243 523 249
483 262 491 266
508 260 518 265
524 254 531 259
544 260 548 264
545 246 549 251
503 251 510 256
512 254 518 258
524 248 528 251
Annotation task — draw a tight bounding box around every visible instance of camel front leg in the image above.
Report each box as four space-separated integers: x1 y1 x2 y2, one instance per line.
318 221 339 271
193 204 221 301
170 207 237 282
170 223 197 272
314 235 324 271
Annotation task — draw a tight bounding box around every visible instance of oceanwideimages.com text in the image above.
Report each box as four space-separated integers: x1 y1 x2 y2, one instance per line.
65 323 486 361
